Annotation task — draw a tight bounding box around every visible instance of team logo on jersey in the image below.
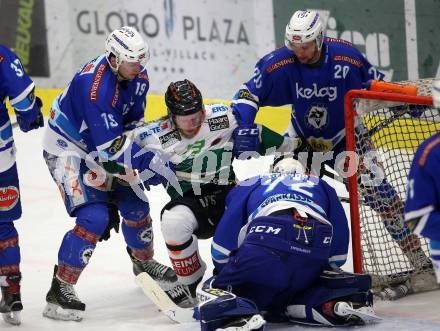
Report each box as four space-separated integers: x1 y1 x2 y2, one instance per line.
208 115 229 131
137 226 153 244
0 186 19 211
80 246 94 265
159 129 181 148
305 105 328 130
296 83 337 101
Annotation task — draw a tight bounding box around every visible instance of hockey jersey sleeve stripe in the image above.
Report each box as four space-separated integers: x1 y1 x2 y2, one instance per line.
413 213 430 236
9 82 34 108
404 205 434 221
231 98 259 110
328 254 347 268
0 121 13 143
211 241 231 264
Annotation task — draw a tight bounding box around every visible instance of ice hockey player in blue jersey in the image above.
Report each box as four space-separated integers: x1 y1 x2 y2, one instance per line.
41 27 178 321
405 84 440 284
0 44 44 325
231 9 433 290
196 158 379 330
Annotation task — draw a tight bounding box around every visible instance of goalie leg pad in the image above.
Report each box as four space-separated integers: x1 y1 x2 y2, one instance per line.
286 271 374 326
197 289 263 331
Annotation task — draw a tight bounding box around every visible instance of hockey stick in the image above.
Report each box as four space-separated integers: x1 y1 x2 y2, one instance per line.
135 272 195 323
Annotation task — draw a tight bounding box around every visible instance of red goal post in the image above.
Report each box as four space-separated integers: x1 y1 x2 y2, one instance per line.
343 79 438 293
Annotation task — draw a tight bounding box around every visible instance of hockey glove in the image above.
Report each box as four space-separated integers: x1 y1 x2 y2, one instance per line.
232 124 261 158
99 203 120 242
16 97 44 132
139 150 177 187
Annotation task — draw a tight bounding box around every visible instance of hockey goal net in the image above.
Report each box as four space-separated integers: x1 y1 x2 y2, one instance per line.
344 78 439 297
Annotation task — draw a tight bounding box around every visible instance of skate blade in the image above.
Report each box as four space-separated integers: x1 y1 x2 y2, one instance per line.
42 303 83 321
2 311 21 325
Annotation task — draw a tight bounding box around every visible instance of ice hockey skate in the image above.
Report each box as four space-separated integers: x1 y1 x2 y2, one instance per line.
322 300 381 325
127 247 195 307
0 274 23 325
42 265 85 321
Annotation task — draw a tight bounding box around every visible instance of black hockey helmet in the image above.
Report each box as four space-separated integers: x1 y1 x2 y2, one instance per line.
165 79 203 116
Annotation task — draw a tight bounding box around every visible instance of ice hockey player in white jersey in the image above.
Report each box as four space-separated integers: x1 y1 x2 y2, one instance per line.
129 79 299 305
194 158 379 330
404 81 440 284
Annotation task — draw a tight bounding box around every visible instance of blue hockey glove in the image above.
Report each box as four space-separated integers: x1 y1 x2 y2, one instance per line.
16 96 44 132
138 150 177 187
232 124 261 158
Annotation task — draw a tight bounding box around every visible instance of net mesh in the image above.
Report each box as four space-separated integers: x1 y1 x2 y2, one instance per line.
351 78 439 290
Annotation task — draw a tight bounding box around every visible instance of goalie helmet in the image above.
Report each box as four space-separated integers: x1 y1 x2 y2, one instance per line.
433 80 440 109
284 10 324 51
105 26 149 72
272 156 305 175
165 79 204 116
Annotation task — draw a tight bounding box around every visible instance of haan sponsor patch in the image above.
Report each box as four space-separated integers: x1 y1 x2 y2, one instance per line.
159 130 181 148
208 115 229 131
0 186 19 211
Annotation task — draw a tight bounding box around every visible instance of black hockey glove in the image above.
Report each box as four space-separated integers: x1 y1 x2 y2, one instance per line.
16 97 44 132
99 203 120 242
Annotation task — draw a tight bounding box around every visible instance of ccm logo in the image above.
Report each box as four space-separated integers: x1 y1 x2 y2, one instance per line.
238 128 259 135
249 225 282 235
323 236 332 244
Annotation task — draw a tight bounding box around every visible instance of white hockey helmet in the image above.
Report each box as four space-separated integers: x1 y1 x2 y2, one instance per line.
272 157 306 175
105 26 150 72
284 10 324 51
433 80 440 109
